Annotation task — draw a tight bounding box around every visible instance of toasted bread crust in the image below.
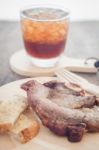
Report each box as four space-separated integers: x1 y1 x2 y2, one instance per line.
19 122 40 143
0 123 12 133
0 96 27 135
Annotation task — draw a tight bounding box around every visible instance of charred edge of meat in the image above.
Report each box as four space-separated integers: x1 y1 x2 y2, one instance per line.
43 81 65 89
95 97 99 106
21 80 36 91
47 122 67 136
66 123 86 142
41 119 86 142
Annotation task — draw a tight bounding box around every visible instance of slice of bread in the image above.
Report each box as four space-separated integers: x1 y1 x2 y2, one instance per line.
0 96 27 133
11 109 40 143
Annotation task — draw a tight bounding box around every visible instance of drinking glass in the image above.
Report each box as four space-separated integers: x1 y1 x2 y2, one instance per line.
20 4 70 67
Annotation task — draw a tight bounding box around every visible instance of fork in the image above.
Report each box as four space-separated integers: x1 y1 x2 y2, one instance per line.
55 69 99 96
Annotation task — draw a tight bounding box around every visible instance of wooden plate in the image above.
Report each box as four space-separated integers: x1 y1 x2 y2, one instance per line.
0 77 99 150
9 50 97 77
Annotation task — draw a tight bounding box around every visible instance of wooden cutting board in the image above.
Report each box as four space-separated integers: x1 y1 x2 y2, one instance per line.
0 77 99 150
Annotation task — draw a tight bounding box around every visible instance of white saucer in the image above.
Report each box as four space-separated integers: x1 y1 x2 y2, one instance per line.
9 50 97 77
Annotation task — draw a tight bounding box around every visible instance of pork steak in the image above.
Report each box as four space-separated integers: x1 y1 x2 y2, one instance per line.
21 80 98 142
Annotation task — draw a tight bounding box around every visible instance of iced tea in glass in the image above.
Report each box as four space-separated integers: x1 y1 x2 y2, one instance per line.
20 5 70 67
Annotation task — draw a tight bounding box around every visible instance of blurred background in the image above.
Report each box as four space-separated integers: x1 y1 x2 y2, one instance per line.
0 0 99 84
0 0 99 60
0 0 99 21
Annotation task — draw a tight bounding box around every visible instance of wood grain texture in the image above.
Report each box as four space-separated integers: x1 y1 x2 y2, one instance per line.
0 21 99 86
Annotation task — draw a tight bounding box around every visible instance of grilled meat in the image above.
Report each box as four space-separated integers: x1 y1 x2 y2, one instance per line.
67 123 86 142
48 92 95 109
44 81 85 96
44 81 96 109
82 106 99 132
22 80 95 109
21 80 98 142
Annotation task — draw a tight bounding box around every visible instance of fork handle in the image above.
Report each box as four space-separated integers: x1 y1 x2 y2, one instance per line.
81 83 99 97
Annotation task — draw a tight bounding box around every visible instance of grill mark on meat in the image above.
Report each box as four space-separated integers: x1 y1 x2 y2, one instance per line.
21 80 98 142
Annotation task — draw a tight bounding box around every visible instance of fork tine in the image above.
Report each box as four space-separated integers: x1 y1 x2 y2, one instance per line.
56 70 77 83
58 69 86 82
61 70 80 83
64 70 86 82
56 69 78 83
55 71 71 83
56 69 86 84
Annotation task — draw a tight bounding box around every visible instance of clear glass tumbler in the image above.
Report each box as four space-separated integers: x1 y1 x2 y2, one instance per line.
20 4 70 67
